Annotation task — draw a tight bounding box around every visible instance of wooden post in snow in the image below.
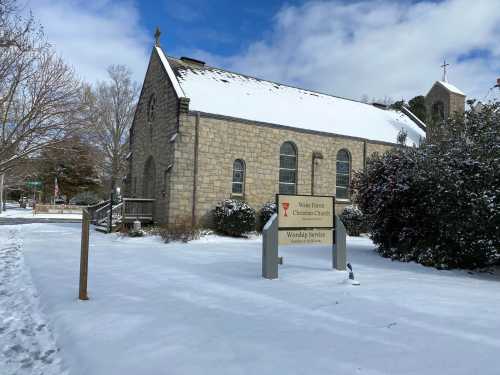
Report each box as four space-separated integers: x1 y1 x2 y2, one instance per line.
0 173 4 214
79 209 90 300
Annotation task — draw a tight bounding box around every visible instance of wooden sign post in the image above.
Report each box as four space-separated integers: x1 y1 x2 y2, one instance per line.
79 209 90 300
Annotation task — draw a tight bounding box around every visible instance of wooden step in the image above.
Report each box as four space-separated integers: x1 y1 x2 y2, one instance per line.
94 222 122 234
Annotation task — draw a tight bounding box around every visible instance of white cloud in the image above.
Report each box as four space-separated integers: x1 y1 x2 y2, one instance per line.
28 0 150 84
199 0 500 102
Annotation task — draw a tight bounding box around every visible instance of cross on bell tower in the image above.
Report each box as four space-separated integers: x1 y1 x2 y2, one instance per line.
154 27 161 47
441 58 450 82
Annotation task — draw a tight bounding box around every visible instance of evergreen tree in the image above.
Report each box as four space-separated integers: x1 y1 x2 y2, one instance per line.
352 101 499 269
408 95 427 122
37 137 100 202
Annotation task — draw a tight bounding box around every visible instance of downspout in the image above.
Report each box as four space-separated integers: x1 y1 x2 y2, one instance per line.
363 141 367 171
191 112 200 227
311 152 323 195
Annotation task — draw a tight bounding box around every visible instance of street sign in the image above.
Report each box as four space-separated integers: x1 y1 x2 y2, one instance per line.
26 181 42 187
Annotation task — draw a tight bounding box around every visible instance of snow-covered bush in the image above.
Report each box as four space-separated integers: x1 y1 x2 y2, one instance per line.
214 199 256 237
258 202 277 231
152 218 200 243
128 229 144 238
340 205 365 236
70 191 100 206
352 101 500 269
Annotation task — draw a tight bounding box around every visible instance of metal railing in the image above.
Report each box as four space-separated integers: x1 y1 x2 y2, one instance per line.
87 200 110 224
94 203 111 224
122 198 155 222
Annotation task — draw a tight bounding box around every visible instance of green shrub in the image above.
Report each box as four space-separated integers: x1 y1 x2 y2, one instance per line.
352 102 500 269
340 206 365 236
70 191 100 206
214 199 256 237
258 202 277 231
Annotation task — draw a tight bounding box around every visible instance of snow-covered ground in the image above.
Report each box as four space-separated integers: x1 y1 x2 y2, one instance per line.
0 203 82 219
1 223 500 375
0 226 67 375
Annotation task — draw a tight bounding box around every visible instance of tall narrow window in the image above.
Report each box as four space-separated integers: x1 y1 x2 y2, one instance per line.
432 100 445 121
279 142 297 194
336 149 351 199
232 159 245 195
147 94 156 122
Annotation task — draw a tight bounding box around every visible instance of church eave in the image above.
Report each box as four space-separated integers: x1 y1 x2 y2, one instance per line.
188 110 413 148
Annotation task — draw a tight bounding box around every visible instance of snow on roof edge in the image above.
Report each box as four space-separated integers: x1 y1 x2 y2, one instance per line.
192 109 417 146
155 47 186 98
436 80 466 96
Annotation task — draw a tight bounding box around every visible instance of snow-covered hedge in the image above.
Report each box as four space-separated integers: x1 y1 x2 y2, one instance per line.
352 101 500 269
258 202 277 231
214 199 256 237
340 205 365 236
69 191 100 206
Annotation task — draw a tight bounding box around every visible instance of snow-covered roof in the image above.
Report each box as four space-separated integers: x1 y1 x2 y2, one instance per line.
436 80 465 96
162 52 426 145
155 47 186 99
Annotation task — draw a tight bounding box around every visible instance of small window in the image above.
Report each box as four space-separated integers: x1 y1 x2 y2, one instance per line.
432 101 445 121
147 94 156 122
336 149 350 199
279 142 297 194
232 159 245 195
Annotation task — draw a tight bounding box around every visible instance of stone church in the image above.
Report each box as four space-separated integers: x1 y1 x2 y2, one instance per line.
126 33 429 227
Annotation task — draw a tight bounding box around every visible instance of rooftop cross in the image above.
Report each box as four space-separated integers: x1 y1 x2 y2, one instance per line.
441 58 450 82
154 27 161 47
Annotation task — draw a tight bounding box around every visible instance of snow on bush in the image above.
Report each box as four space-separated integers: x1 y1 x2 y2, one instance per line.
352 101 500 269
69 191 100 206
214 199 256 237
258 202 277 231
340 205 365 236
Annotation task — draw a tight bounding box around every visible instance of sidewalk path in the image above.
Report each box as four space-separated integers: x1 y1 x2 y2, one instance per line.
0 227 68 375
0 217 82 225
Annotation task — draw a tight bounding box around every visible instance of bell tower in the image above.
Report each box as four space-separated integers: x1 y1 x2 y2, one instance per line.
425 58 466 123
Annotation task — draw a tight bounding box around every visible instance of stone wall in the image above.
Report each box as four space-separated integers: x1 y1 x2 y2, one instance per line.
127 48 179 224
167 113 393 227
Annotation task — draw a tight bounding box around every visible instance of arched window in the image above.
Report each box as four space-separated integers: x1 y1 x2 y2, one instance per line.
232 159 245 195
279 142 297 194
336 149 350 199
432 101 445 121
147 94 156 122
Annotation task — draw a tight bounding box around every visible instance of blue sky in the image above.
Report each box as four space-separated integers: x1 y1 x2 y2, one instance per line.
149 0 303 58
28 0 500 102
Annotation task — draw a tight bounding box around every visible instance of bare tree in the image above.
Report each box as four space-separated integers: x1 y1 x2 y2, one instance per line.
90 65 138 192
0 0 84 212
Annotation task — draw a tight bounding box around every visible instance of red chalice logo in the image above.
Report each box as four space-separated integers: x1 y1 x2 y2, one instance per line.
282 202 290 217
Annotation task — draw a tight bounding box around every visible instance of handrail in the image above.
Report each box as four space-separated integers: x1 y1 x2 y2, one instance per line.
95 203 111 224
87 200 111 224
122 198 155 202
87 200 109 210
